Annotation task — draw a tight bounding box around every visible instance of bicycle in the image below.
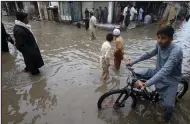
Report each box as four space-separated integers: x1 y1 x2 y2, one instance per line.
97 66 189 109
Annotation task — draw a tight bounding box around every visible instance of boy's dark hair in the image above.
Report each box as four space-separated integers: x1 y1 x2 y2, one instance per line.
106 33 113 42
157 25 174 37
16 12 28 22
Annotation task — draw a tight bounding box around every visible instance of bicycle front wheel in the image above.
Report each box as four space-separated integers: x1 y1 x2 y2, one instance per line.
97 89 137 109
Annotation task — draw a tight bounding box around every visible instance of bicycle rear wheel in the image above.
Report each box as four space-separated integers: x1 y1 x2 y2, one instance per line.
97 89 137 109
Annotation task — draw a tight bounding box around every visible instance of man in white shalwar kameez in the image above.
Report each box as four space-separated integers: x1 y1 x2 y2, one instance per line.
122 6 128 25
130 6 138 21
89 13 97 40
138 7 144 21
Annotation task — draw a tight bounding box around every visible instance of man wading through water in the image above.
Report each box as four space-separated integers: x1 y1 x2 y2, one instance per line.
89 12 97 40
113 29 124 70
126 26 183 121
13 12 44 75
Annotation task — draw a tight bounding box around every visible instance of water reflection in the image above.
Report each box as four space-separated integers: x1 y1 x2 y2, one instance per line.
2 77 58 124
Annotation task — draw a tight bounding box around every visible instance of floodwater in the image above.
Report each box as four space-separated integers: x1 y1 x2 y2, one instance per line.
2 16 190 124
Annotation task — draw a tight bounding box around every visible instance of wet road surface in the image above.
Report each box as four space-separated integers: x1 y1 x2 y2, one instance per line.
2 16 190 124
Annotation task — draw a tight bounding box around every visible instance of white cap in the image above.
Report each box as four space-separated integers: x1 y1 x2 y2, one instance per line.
113 28 120 36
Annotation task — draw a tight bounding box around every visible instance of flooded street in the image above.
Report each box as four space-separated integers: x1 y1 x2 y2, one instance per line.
2 16 190 124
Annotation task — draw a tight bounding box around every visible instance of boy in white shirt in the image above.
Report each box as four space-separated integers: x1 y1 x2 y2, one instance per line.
100 33 114 81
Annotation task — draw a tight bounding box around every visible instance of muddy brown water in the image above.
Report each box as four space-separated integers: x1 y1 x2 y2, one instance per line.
2 16 190 124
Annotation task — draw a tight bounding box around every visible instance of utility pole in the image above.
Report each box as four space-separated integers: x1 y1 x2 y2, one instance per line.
15 1 19 11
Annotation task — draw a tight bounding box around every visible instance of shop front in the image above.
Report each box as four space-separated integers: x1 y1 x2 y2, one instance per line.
59 2 72 22
70 2 82 22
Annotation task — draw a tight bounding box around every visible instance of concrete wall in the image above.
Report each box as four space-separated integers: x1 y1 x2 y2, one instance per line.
37 2 49 20
23 2 36 19
59 2 72 22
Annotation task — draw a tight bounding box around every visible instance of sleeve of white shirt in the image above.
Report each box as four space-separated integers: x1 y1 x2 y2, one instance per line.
133 8 137 14
94 17 97 25
105 47 111 65
92 17 96 26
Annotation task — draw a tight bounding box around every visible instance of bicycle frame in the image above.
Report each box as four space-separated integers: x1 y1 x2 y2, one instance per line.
125 66 160 103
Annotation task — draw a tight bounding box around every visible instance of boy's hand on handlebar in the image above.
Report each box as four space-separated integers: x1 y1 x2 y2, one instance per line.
136 81 146 88
126 59 132 66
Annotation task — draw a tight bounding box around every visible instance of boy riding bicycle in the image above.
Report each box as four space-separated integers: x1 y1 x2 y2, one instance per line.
126 25 183 121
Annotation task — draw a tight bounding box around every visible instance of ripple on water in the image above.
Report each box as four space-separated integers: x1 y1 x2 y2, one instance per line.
2 16 190 124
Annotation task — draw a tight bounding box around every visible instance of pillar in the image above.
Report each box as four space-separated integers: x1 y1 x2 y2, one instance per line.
57 2 61 23
15 2 19 11
37 2 42 20
107 1 113 24
5 2 10 15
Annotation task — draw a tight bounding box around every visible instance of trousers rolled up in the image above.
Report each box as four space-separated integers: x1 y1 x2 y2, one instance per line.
90 27 96 39
114 50 124 69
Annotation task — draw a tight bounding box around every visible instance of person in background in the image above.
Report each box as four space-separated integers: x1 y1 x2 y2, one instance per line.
104 7 108 23
115 3 121 24
77 22 81 29
113 29 124 70
125 10 131 29
84 18 89 30
2 22 14 52
186 14 190 21
120 12 124 25
181 15 185 23
130 5 138 21
126 26 183 121
144 12 152 25
138 7 144 21
100 33 113 81
89 12 97 40
98 7 102 23
122 5 129 25
92 8 94 15
168 18 175 28
95 9 99 22
99 6 104 23
159 17 165 28
85 8 89 19
142 9 148 22
90 8 94 17
13 12 44 75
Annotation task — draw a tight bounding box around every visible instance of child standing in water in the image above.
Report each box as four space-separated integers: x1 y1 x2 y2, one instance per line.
100 33 114 81
113 28 124 70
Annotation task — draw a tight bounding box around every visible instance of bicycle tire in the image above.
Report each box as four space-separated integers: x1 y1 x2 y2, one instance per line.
177 80 189 99
97 89 137 109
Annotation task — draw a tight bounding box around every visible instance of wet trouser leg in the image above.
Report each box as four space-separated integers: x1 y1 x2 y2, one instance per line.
90 28 96 39
158 85 178 121
114 57 121 70
114 51 123 70
102 66 109 81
